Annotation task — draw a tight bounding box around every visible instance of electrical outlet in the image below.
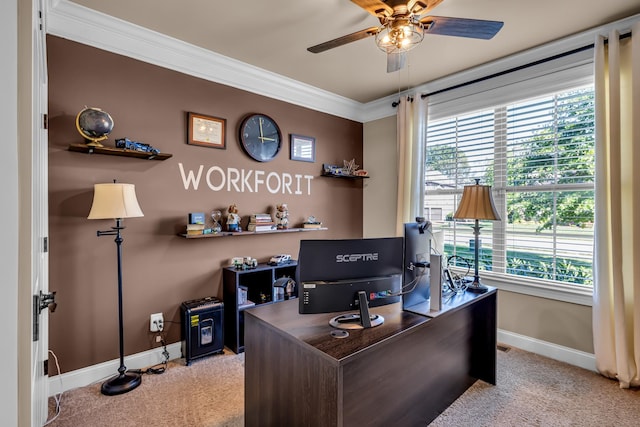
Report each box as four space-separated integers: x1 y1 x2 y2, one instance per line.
150 312 164 332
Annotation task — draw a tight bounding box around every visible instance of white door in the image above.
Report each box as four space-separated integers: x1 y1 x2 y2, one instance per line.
31 0 50 424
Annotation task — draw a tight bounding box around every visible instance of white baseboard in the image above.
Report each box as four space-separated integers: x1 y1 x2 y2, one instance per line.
498 329 596 372
48 342 183 396
48 332 596 396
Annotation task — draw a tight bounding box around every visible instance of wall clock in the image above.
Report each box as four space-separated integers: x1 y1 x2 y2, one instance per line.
239 113 282 162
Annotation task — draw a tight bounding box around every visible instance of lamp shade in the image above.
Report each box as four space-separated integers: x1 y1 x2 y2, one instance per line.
453 181 500 221
88 183 144 219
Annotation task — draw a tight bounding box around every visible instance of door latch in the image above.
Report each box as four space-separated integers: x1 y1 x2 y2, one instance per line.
33 291 57 341
37 290 57 314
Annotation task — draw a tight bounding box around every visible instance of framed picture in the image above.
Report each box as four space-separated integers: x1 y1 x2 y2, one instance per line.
187 112 226 149
290 134 315 162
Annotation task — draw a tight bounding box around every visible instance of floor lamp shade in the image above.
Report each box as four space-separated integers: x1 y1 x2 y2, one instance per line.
88 183 144 220
453 179 500 293
88 182 144 395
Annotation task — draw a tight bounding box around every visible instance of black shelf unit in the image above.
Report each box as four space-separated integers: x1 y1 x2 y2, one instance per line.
223 261 297 353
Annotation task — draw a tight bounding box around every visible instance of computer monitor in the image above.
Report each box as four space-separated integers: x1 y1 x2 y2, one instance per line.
297 237 403 329
402 219 432 307
402 218 445 316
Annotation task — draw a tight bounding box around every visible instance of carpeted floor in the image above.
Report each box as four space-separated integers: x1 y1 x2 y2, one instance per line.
46 349 245 427
46 346 640 426
429 347 640 426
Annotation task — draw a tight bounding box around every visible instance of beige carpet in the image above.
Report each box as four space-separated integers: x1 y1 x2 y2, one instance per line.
47 346 640 426
46 349 244 427
429 347 640 426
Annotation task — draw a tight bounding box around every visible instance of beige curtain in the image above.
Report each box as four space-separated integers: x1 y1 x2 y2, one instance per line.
593 23 640 389
395 95 428 236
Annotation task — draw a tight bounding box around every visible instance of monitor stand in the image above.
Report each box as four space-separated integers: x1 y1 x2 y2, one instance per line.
329 291 384 330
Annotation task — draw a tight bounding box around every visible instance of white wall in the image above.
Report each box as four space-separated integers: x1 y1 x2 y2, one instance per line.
1 0 19 425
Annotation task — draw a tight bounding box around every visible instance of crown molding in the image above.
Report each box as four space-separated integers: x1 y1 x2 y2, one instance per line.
361 92 404 123
45 0 366 122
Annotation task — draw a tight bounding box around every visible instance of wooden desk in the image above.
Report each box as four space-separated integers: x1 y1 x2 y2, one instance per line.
244 288 496 427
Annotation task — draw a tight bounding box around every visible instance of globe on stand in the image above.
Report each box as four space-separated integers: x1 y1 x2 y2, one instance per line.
76 107 114 147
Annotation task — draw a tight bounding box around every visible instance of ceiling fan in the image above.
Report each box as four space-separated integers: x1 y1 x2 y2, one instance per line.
307 0 504 72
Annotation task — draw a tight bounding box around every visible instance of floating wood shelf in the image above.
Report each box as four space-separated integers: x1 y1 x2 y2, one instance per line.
68 143 173 160
321 172 369 179
179 227 327 239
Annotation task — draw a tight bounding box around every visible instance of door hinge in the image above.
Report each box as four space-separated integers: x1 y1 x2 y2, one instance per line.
43 236 48 253
43 114 48 130
43 359 48 376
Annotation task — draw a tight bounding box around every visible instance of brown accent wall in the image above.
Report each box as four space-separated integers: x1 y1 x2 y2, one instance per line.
47 36 364 372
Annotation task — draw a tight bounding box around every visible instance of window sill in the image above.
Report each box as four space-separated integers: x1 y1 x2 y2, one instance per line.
450 269 593 306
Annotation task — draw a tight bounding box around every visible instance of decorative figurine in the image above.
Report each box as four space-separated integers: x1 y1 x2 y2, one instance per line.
226 204 241 232
210 210 222 233
303 216 323 229
231 257 244 269
243 256 258 269
275 203 289 229
343 159 360 176
115 137 160 155
285 278 296 299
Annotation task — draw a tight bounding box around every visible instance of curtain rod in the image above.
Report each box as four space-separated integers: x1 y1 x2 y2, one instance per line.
419 44 593 100
419 32 631 100
391 31 631 107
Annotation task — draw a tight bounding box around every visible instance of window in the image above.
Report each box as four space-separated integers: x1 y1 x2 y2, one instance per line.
425 85 595 289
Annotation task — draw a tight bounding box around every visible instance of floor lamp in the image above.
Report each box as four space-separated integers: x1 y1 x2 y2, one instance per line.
453 179 501 293
88 182 144 395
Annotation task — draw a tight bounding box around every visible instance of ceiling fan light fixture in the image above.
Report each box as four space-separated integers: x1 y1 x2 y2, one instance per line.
375 17 424 54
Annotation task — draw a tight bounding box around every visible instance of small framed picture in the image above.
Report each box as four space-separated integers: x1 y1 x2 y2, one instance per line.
290 134 315 162
187 112 226 149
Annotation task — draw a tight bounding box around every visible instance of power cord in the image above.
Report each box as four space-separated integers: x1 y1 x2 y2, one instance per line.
442 255 472 294
447 255 471 276
130 342 169 375
44 349 63 426
130 327 170 375
42 330 170 425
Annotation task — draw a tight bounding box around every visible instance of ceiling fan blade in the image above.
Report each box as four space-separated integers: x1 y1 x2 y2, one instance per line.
421 16 504 40
387 51 406 73
307 27 380 54
408 0 444 15
351 0 394 18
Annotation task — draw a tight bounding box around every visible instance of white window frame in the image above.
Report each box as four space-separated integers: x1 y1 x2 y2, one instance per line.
424 52 596 307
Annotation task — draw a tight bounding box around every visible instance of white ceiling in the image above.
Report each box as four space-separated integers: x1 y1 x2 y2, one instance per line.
69 0 640 104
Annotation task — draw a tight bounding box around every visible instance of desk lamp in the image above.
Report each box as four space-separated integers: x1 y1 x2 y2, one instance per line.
88 181 144 395
453 179 501 293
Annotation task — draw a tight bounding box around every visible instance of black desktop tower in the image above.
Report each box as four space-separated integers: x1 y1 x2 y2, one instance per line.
181 297 224 365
